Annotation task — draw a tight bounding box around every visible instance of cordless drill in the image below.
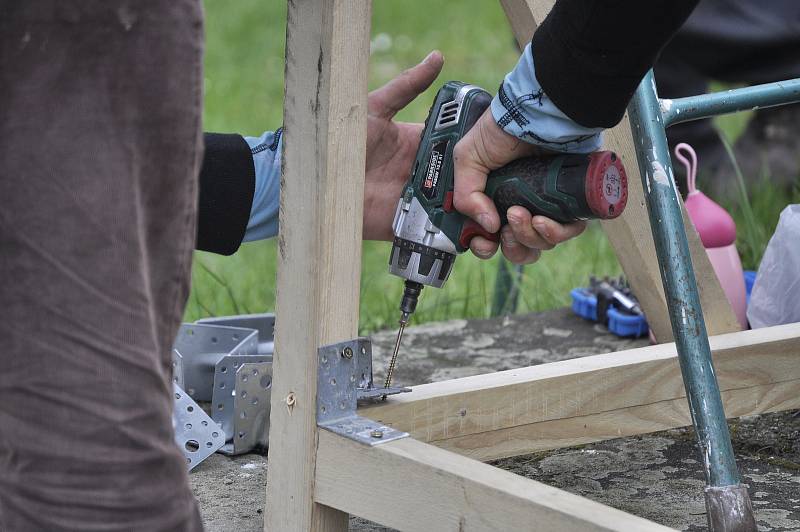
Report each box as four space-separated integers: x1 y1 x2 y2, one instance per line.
384 81 629 389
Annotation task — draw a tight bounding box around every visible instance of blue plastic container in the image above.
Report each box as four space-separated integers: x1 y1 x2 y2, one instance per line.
569 288 648 338
744 270 757 305
607 308 649 337
570 288 597 321
570 270 758 338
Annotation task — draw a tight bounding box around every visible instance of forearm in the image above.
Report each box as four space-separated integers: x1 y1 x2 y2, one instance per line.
196 133 256 255
196 129 282 255
492 0 700 149
532 0 699 128
241 128 282 243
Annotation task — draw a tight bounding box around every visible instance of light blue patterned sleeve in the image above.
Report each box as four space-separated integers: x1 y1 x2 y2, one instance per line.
242 128 283 242
490 43 603 153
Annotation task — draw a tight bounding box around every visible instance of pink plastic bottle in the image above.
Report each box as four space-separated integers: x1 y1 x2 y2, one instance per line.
674 143 748 328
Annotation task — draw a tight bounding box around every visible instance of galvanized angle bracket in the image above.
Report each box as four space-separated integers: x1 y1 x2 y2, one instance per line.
317 338 410 446
213 358 272 455
197 314 275 356
172 323 259 400
171 314 276 459
173 383 226 471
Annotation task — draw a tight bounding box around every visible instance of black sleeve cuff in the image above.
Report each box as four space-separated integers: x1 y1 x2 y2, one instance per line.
196 133 255 255
532 0 699 128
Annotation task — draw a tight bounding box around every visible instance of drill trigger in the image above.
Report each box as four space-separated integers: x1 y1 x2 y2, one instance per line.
443 191 455 213
458 218 500 249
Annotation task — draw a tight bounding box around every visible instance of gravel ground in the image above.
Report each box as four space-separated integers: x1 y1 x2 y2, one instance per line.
190 308 800 531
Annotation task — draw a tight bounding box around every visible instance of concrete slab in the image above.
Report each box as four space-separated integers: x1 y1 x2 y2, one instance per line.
189 308 800 531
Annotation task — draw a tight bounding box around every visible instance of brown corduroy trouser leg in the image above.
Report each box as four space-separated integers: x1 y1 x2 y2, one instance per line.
0 1 205 530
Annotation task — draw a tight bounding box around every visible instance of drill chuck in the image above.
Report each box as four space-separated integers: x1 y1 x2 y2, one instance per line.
388 235 456 289
399 281 423 320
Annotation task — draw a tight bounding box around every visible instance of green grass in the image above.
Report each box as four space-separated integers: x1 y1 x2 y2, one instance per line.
718 142 800 271
187 222 623 334
188 0 793 334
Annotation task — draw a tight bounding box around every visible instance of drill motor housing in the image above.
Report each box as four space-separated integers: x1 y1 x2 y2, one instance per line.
389 83 490 288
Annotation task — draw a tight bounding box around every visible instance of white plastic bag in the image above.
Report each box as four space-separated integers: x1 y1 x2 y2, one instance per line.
747 204 800 328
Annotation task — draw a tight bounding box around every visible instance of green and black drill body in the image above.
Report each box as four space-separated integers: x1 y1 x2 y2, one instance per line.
384 81 628 387
389 81 627 301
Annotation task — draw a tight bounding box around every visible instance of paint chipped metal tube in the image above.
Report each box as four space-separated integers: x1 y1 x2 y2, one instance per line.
628 70 741 489
661 77 800 128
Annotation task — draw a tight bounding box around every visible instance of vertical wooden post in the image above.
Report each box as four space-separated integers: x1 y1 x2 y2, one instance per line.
498 0 740 342
264 1 372 531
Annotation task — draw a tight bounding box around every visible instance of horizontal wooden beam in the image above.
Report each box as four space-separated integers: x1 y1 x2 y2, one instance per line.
438 379 800 461
361 323 800 460
315 430 675 532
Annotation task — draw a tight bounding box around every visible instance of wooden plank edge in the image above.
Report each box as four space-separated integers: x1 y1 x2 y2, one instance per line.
315 431 676 532
265 1 371 530
435 378 800 462
361 323 800 444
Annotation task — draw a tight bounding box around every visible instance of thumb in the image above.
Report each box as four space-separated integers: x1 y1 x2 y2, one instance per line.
368 50 444 120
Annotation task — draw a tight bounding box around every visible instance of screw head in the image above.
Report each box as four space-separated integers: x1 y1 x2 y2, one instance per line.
342 347 354 359
370 429 384 439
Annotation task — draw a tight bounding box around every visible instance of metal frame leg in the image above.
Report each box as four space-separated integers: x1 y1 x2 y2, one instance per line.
628 71 757 532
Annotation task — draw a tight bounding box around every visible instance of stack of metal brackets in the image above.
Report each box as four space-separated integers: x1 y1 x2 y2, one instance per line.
171 314 275 469
171 312 411 469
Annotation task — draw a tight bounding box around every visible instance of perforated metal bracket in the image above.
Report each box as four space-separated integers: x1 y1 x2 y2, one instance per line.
172 323 259 401
173 383 226 471
197 313 275 356
171 316 276 456
317 338 410 446
212 357 273 455
226 361 272 454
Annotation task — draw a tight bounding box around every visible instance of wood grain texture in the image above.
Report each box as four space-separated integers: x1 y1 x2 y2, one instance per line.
264 2 371 531
437 379 800 461
315 430 676 532
361 324 800 460
497 0 740 341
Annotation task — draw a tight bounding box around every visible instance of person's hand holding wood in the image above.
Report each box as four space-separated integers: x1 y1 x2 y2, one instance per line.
362 51 445 240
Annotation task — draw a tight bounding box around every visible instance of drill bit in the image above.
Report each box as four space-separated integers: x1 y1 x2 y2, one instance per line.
383 312 409 390
383 281 423 397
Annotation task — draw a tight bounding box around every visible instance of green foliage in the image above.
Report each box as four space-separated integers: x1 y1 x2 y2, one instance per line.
186 223 622 335
189 0 792 334
717 139 800 270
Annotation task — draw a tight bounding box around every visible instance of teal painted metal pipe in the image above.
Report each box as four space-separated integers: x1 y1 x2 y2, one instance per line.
628 71 742 488
661 77 800 127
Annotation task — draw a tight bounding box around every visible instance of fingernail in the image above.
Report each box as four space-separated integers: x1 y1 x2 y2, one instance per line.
424 50 440 63
478 213 493 231
507 213 520 225
474 245 493 258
